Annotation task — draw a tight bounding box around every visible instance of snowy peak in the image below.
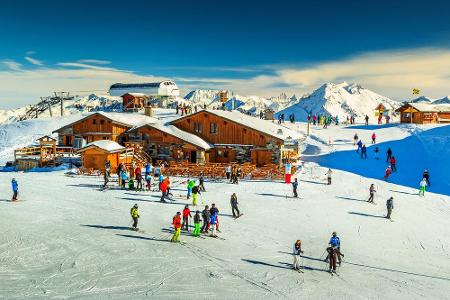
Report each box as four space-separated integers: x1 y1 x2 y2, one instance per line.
432 96 450 104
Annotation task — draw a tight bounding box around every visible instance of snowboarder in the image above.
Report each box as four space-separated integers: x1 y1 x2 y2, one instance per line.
199 174 206 192
386 197 394 219
353 133 359 145
371 133 376 144
390 156 397 172
419 178 427 197
130 204 139 231
192 185 200 206
423 170 431 187
201 205 211 233
386 147 393 162
356 140 363 153
11 178 18 201
293 240 304 270
292 178 299 197
384 165 392 180
210 203 220 232
225 164 231 180
365 115 369 125
192 210 202 237
182 205 192 231
171 212 182 242
368 184 376 203
361 144 367 159
327 246 344 274
374 147 379 160
325 169 333 185
230 193 240 218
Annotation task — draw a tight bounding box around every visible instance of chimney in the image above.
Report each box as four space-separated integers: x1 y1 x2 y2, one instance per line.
144 99 154 117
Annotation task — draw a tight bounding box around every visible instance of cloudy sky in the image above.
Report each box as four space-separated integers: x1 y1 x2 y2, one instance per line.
1 0 450 109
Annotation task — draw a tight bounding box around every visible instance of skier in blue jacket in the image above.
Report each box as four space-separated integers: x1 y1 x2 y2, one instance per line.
11 178 18 201
327 232 342 265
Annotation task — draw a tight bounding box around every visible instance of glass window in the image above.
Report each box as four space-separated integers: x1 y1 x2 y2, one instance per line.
210 122 218 134
93 119 97 124
194 122 203 133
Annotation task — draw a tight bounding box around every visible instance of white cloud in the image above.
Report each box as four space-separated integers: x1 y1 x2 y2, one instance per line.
1 60 22 71
56 62 126 72
77 59 111 65
24 56 44 66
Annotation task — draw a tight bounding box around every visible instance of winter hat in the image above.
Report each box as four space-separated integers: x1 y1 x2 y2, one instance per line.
134 204 138 208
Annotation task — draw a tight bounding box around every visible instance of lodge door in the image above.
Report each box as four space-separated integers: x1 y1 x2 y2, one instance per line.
190 151 197 163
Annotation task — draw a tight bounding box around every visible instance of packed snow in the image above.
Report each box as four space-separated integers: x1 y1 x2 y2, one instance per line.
82 140 126 153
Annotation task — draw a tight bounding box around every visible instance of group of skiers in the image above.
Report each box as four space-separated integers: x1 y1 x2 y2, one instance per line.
225 164 242 184
116 161 156 191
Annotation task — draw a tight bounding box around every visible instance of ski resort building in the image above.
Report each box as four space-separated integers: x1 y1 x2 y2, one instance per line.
77 140 130 173
396 103 450 124
121 93 149 111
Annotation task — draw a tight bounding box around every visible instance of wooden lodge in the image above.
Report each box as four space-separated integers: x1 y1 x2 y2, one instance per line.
121 93 149 111
77 140 133 173
396 103 450 124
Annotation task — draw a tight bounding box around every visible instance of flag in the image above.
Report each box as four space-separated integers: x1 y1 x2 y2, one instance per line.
412 88 420 95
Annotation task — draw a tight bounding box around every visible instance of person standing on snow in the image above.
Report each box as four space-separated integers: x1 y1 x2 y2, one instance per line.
390 156 397 172
199 174 206 192
145 173 152 191
374 147 380 160
292 178 299 197
192 210 202 237
356 140 363 153
423 170 431 187
386 147 393 162
328 232 342 265
386 197 394 219
325 169 333 185
353 133 359 145
365 115 369 125
160 178 168 202
361 144 367 159
130 204 139 231
230 193 240 218
419 178 427 197
120 169 128 189
225 165 231 180
171 212 182 242
293 240 304 270
327 246 344 274
371 133 376 144
117 163 124 187
186 178 195 199
11 178 18 201
145 162 152 177
182 205 192 231
384 165 392 180
368 184 376 203
210 203 220 232
201 205 211 233
210 212 218 237
191 185 201 206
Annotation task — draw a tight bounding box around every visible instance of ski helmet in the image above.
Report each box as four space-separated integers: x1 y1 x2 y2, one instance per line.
134 204 138 208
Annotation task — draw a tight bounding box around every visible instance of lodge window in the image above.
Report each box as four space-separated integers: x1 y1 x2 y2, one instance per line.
93 119 97 125
194 122 203 133
403 113 411 119
210 122 218 134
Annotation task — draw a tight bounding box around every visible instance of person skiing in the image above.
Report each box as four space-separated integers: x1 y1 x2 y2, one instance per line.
210 203 220 232
423 170 431 187
192 210 202 237
356 140 363 153
326 232 343 266
313 114 317 125
365 115 369 125
386 197 394 219
386 147 393 162
374 146 380 160
353 133 359 145
384 165 392 180
327 246 344 274
130 204 139 231
11 178 18 201
390 156 397 172
201 205 211 233
293 240 304 270
225 164 231 180
160 178 168 202
292 178 299 198
171 212 182 242
186 178 195 199
371 133 376 144
325 169 333 185
361 144 367 159
230 193 240 218
368 184 376 203
182 205 192 231
210 212 218 237
192 185 201 206
199 174 206 192
419 178 427 197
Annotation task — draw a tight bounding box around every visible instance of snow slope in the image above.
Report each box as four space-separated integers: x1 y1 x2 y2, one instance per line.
275 82 400 122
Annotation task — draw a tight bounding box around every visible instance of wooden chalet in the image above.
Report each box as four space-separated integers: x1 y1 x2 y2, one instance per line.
170 109 303 166
121 93 148 111
77 140 131 173
396 103 450 124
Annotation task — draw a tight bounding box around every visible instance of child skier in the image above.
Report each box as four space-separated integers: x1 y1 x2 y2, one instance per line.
386 197 394 219
128 178 135 190
368 184 376 203
201 205 211 233
11 178 18 201
171 212 182 242
384 165 392 180
130 204 139 231
292 178 299 197
293 240 304 270
327 246 344 274
419 178 427 196
192 185 201 206
182 205 192 231
145 173 152 191
192 210 202 237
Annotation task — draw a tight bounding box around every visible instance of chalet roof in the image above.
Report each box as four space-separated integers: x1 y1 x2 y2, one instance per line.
130 123 213 150
171 109 305 141
53 111 157 133
397 103 450 113
78 140 125 153
122 92 148 98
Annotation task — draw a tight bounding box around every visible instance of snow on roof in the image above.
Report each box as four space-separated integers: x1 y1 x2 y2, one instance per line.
403 103 450 112
131 123 212 150
79 140 125 153
122 93 147 97
191 109 305 141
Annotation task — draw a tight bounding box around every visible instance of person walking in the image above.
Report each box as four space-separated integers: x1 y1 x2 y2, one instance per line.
353 133 359 145
365 115 369 125
371 133 376 144
368 184 376 203
325 169 333 185
386 147 393 162
423 170 431 187
182 205 192 231
171 212 182 242
419 178 427 197
361 144 367 159
384 165 392 180
374 146 380 160
230 193 240 218
293 240 304 270
192 211 202 237
11 178 19 201
356 140 363 153
390 156 397 172
130 204 139 231
225 165 231 180
201 205 211 233
292 178 299 197
386 197 394 219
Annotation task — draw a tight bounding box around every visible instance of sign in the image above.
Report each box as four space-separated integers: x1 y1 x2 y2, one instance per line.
412 88 420 95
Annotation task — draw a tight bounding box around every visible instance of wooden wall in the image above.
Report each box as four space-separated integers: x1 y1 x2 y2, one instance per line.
122 94 145 110
172 111 281 147
72 115 129 143
133 126 199 151
81 148 120 172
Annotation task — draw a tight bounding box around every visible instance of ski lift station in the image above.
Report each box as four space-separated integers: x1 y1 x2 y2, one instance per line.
109 81 180 107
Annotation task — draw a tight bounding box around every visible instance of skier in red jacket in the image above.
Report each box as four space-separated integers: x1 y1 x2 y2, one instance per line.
390 156 397 172
384 165 392 180
182 205 192 231
171 212 182 242
371 133 376 144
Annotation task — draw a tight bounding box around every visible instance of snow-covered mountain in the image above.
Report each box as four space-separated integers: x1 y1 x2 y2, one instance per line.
410 96 433 103
432 96 450 104
409 95 450 104
275 82 400 122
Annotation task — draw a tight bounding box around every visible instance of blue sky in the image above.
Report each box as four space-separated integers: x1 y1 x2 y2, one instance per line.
1 0 450 108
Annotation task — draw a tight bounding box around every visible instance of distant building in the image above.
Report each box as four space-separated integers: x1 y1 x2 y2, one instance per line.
121 93 148 111
396 103 450 124
109 81 180 107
